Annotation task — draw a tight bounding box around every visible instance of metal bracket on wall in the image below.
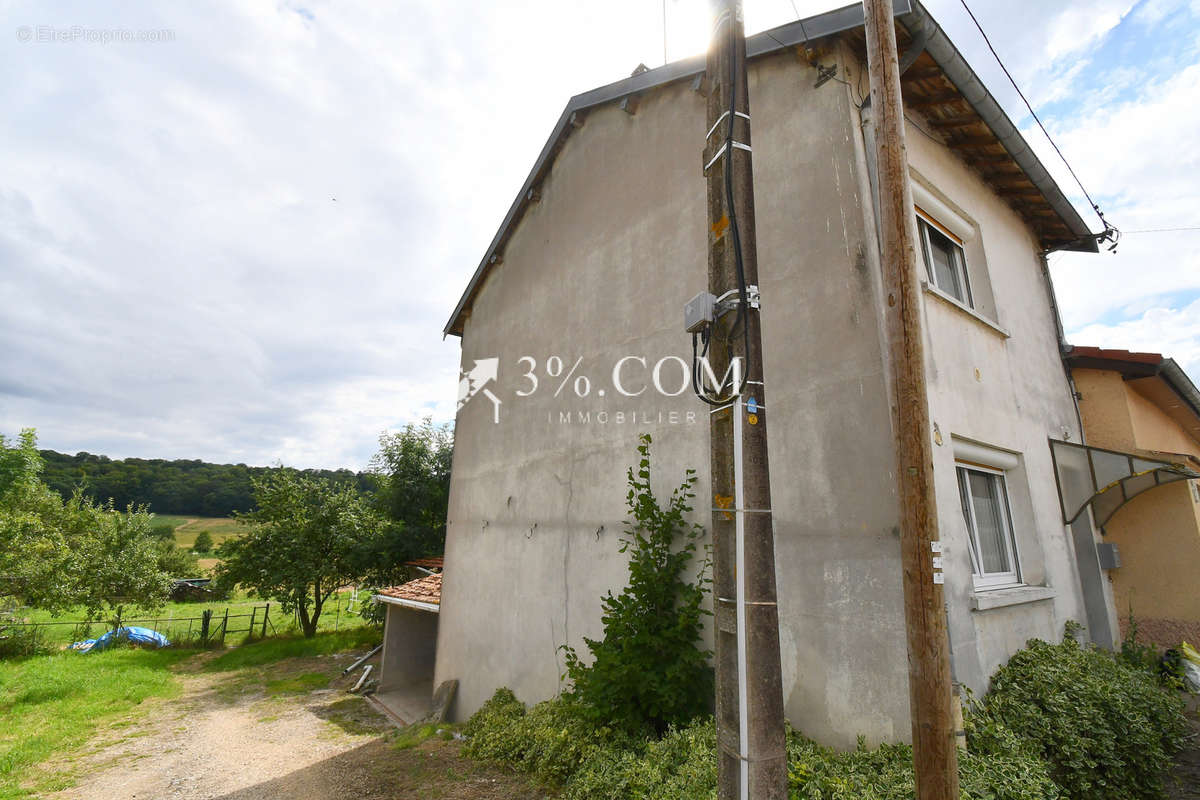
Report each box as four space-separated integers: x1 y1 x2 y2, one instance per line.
814 63 838 88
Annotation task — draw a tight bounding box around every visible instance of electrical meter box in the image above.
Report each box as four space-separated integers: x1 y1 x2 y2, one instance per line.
684 292 715 333
1096 542 1121 570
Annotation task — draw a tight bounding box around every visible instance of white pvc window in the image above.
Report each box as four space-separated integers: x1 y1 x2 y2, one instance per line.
957 464 1020 589
918 211 973 308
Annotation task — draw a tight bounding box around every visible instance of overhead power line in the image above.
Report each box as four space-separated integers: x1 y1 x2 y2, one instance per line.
957 0 1120 252
1122 226 1200 234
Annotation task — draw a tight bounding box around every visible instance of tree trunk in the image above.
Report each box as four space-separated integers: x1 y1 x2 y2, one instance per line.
300 585 324 638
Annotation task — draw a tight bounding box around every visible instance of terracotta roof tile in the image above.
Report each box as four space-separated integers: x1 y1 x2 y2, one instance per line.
1066 345 1164 365
378 574 441 607
404 557 444 570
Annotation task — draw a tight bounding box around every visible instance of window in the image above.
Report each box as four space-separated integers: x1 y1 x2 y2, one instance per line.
957 464 1020 588
1192 480 1200 504
918 211 973 307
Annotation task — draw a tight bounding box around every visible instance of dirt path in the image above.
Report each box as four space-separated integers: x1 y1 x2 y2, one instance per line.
42 651 544 800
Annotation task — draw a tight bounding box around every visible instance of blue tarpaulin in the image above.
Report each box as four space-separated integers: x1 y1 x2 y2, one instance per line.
72 626 170 653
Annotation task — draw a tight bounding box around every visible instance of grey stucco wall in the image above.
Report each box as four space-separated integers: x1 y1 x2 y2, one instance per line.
891 93 1116 688
435 42 1111 748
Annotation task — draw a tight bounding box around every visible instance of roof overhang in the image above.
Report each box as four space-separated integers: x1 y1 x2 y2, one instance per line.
444 0 1098 336
1064 346 1200 438
373 594 440 613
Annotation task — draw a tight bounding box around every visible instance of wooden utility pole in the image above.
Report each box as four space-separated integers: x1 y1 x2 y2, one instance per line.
861 1 961 798
702 2 788 798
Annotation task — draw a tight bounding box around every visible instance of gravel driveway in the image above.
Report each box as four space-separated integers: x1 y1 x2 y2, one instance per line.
42 650 541 800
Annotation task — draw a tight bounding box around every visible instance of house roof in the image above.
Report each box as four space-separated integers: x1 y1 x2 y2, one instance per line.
444 0 1098 336
376 574 442 611
1064 345 1200 441
405 557 444 571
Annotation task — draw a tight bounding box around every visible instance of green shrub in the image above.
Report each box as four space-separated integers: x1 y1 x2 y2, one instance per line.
564 718 717 800
149 523 177 540
0 620 51 658
155 538 199 577
971 628 1188 800
464 689 639 786
464 689 1060 800
788 732 1059 800
191 530 214 553
561 434 713 735
357 588 386 627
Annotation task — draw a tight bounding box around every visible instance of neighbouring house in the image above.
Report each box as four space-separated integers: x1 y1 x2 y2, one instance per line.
435 0 1119 747
372 558 443 723
1061 346 1200 647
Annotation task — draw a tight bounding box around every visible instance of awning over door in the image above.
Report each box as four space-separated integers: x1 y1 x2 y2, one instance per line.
1050 439 1200 528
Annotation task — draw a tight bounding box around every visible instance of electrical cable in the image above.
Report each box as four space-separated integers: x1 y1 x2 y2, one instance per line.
692 9 752 406
957 0 1120 252
1122 226 1200 234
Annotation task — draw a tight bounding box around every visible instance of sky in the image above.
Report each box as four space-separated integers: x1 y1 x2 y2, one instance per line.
1 0 1197 469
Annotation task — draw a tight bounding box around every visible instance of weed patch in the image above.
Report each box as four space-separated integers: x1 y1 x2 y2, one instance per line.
264 672 327 695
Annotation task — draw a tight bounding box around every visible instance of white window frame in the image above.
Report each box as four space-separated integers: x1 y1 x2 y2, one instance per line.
917 209 973 308
956 462 1022 590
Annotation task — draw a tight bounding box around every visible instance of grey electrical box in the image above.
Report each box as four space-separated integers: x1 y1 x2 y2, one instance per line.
1096 542 1121 570
684 292 715 333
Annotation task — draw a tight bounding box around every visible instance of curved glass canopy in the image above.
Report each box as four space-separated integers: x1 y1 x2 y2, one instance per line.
1050 439 1200 528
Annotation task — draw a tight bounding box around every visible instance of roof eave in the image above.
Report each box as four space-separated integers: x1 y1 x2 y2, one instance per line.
895 1 1097 253
373 594 440 613
444 0 1097 336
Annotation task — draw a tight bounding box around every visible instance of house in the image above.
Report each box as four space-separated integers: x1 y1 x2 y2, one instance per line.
371 558 443 723
435 0 1117 748
1061 346 1200 647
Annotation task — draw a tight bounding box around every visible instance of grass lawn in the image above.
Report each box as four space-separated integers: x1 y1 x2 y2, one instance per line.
0 647 192 799
15 589 370 647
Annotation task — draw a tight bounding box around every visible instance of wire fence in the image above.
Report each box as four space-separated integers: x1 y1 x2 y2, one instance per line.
2 604 273 649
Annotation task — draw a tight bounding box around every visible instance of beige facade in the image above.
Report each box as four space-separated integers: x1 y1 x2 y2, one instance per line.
436 4 1111 748
1069 362 1200 646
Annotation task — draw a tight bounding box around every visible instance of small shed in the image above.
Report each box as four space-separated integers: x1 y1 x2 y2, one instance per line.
372 567 442 723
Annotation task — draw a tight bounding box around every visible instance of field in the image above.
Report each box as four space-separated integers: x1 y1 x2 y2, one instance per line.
151 514 246 550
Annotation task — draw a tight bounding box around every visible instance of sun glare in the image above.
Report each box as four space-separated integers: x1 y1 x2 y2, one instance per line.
662 0 850 62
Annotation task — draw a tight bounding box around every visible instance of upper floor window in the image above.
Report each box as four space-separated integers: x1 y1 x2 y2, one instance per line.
917 208 973 308
957 463 1020 588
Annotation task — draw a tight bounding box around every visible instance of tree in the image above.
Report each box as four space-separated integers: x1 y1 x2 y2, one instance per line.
1 429 173 626
360 419 453 585
70 500 174 630
0 429 78 613
191 530 213 553
216 472 381 637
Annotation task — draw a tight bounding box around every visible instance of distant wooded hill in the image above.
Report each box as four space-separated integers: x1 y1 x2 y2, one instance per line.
38 450 374 517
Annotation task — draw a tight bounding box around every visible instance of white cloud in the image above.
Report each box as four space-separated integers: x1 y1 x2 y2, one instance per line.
1 0 1197 469
1068 297 1200 380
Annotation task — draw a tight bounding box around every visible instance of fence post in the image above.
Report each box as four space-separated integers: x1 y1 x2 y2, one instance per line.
200 609 212 646
248 607 257 641
221 608 229 644
261 604 269 639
